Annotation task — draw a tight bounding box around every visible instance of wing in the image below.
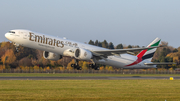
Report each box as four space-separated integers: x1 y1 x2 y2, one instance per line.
91 46 161 58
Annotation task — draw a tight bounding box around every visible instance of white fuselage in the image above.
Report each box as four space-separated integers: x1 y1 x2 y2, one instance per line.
5 29 155 69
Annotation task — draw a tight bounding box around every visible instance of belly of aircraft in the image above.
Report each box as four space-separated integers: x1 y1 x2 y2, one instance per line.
96 55 137 68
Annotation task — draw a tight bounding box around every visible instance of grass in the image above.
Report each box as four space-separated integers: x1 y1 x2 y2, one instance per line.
0 80 180 101
0 73 180 77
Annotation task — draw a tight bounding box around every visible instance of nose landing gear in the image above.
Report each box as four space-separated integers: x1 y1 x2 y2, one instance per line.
13 42 19 52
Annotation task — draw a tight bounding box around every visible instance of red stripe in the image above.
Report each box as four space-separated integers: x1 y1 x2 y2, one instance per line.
126 40 159 67
137 49 147 58
126 47 149 67
126 57 142 66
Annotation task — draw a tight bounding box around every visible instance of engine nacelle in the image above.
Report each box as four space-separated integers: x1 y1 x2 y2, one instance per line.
43 51 62 61
74 48 93 60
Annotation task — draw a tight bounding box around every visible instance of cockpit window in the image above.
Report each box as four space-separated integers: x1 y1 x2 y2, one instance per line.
9 31 15 34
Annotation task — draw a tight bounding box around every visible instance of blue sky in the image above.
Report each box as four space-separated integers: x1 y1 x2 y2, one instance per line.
1 0 180 47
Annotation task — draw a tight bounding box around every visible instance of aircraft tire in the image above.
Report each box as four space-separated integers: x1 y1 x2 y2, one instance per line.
94 67 99 70
78 67 82 70
76 66 82 70
71 64 75 67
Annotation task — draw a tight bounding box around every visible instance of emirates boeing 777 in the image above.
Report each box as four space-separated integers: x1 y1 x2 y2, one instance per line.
5 29 174 70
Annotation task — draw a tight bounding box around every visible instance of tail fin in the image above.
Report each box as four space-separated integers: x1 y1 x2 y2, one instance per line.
136 37 161 61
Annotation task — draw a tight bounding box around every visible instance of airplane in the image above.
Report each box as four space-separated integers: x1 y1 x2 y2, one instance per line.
5 29 175 70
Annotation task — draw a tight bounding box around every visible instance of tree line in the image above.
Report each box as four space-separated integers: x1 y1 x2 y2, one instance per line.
0 40 179 70
88 39 140 49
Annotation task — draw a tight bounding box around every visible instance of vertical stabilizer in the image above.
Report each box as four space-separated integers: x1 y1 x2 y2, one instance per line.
136 38 161 61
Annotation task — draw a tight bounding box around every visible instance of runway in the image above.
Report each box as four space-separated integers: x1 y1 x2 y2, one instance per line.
0 76 180 80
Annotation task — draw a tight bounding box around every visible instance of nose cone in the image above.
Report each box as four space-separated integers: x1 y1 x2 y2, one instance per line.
5 33 8 39
5 33 14 41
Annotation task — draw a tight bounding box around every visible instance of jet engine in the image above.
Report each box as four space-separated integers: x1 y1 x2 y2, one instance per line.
74 48 93 60
43 51 62 61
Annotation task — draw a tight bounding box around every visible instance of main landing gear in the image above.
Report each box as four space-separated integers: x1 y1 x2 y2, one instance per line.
71 64 82 70
89 64 100 70
71 59 99 70
71 60 82 70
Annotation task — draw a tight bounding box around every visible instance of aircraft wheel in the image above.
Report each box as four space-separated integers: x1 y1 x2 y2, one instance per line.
94 67 99 70
71 64 82 70
89 64 93 67
77 67 82 70
71 64 75 67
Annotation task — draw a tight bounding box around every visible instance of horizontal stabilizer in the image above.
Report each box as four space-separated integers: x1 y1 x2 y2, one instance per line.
144 62 176 65
124 66 157 69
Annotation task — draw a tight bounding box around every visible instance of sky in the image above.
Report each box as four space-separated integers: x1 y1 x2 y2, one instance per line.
0 0 180 48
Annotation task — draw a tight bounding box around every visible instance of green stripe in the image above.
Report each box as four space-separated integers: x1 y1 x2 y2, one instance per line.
148 39 161 51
